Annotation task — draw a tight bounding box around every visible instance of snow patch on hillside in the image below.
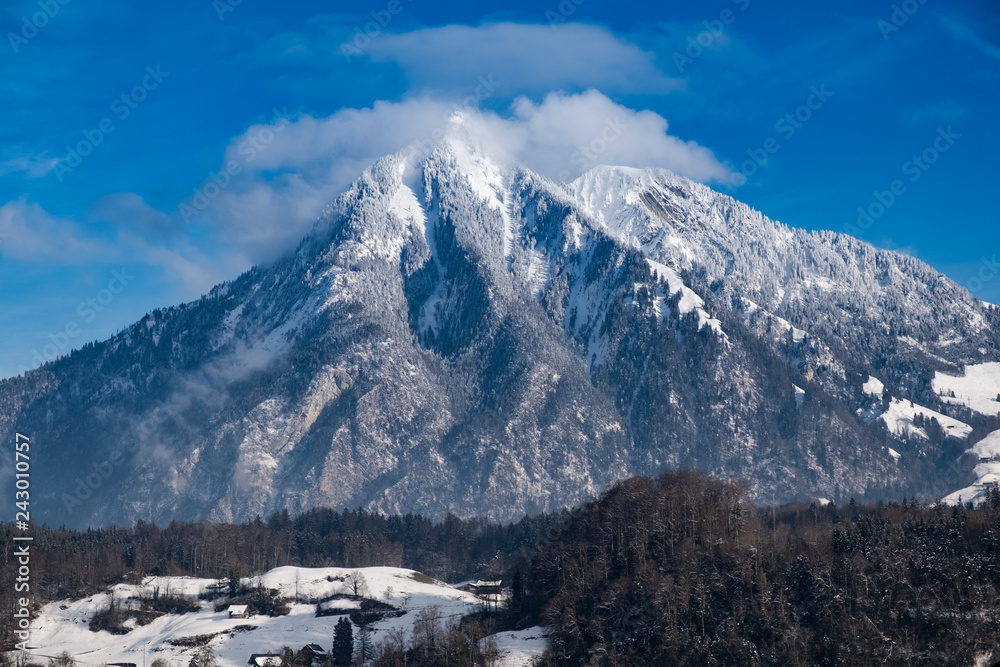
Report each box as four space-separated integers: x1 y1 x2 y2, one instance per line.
793 384 806 408
863 375 885 396
934 362 1000 416
646 259 702 314
971 430 1000 459
696 310 726 338
645 259 726 338
214 303 246 351
943 466 1000 507
388 178 427 233
772 313 807 343
943 430 1000 506
570 165 647 230
491 627 548 666
523 247 552 296
880 398 972 440
740 298 806 343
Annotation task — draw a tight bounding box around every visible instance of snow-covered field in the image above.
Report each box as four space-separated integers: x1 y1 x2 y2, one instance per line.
933 364 1000 505
934 362 1000 416
880 397 973 441
943 430 1000 506
490 628 549 667
23 567 544 667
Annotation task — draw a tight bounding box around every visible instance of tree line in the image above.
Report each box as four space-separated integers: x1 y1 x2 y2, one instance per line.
0 508 555 651
525 470 1000 666
7 471 1000 665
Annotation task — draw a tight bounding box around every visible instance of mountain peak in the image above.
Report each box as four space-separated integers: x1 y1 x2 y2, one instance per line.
446 109 468 125
6 135 1000 528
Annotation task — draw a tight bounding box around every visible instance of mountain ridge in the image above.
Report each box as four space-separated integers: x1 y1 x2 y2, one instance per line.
3 127 999 528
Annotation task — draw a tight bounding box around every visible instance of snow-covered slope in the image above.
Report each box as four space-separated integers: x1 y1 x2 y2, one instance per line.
572 165 996 373
934 362 1000 416
491 628 548 667
26 566 539 667
943 429 1000 506
2 121 999 527
880 398 973 441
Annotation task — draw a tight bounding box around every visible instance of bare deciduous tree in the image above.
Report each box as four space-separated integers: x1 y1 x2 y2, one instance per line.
344 570 369 599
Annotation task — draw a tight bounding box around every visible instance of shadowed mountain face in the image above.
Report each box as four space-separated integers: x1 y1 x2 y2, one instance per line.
4 124 999 528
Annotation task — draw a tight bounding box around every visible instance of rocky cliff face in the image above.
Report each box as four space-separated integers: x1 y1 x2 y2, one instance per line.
4 121 998 528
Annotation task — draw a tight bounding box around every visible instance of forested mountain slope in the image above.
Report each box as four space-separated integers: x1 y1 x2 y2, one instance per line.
2 119 998 528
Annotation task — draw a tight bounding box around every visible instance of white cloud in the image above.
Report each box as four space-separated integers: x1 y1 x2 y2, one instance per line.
6 21 718 279
0 196 239 298
363 22 683 97
90 193 246 294
3 91 732 295
136 242 243 296
194 99 458 264
0 198 111 261
92 192 176 239
193 91 731 266
0 151 62 178
506 90 733 182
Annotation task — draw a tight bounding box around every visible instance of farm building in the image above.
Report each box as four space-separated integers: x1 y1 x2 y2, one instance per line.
228 604 250 618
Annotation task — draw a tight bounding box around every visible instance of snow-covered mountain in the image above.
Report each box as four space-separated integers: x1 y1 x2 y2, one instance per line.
3 118 999 528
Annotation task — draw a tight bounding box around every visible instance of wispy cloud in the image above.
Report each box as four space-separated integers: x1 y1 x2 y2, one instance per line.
91 192 178 240
0 151 62 178
939 14 1000 62
259 20 684 100
0 198 111 261
0 195 241 297
365 22 683 97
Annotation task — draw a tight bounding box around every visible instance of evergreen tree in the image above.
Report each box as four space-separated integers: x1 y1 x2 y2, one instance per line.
332 617 354 665
511 569 525 610
355 623 374 665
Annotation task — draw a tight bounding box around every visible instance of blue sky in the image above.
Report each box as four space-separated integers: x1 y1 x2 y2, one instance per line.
0 0 997 378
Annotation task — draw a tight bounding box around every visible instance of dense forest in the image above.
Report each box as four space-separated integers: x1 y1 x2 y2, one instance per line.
6 471 1000 666
526 471 1000 666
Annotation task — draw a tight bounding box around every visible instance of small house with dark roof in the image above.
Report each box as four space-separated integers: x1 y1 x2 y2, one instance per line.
301 644 328 665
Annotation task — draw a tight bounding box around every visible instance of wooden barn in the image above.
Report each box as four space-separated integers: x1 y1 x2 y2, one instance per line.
228 604 250 618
